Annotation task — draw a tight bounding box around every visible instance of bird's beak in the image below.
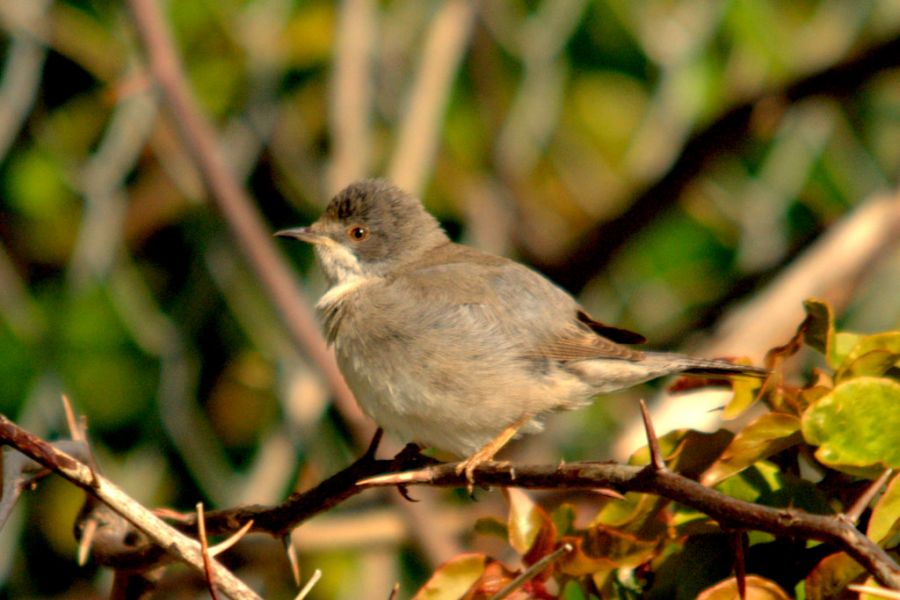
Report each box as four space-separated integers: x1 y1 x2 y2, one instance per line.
274 226 325 245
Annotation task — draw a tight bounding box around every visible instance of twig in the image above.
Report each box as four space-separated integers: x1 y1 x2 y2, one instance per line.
489 542 573 600
295 568 322 600
387 0 476 195
531 35 900 293
197 502 221 600
327 0 376 193
0 415 261 600
0 0 49 160
845 469 893 525
125 0 368 437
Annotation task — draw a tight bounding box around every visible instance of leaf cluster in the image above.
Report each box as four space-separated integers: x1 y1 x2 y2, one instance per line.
414 299 899 599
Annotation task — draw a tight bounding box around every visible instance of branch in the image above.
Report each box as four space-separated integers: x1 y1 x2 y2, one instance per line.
4 411 898 591
358 462 900 590
529 35 900 294
0 415 261 600
126 0 463 567
125 0 369 437
387 0 476 196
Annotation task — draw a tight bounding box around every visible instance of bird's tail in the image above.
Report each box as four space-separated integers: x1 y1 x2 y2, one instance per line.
645 352 768 378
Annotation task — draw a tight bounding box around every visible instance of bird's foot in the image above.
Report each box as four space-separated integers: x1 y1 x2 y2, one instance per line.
455 452 507 496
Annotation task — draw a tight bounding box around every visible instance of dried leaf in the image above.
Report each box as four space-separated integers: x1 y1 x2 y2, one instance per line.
701 413 803 486
867 473 900 545
802 299 833 358
805 552 865 600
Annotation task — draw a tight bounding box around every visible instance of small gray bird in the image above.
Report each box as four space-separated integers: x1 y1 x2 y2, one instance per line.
277 179 766 481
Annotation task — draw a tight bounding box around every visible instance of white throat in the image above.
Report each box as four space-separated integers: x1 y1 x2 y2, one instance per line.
314 239 377 309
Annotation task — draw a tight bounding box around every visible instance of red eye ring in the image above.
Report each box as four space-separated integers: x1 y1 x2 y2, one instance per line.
347 226 369 242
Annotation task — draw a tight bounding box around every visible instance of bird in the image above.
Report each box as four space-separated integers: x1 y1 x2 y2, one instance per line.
276 179 767 483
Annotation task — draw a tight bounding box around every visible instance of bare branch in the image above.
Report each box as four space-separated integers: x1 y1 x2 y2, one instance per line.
0 415 261 600
328 0 376 193
387 0 476 195
845 468 893 525
125 0 368 436
490 542 572 600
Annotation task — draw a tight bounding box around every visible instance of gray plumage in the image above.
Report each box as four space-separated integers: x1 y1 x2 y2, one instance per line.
277 179 766 458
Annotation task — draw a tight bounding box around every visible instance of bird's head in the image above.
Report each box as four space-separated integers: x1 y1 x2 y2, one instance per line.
276 179 448 284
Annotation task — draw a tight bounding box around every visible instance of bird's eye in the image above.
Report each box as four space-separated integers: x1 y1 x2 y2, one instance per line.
347 226 369 242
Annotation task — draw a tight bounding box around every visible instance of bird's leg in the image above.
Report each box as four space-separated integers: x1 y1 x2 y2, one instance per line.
455 413 532 491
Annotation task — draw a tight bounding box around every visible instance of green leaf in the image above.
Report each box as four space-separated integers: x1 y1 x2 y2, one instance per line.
831 332 863 369
844 332 900 363
867 473 900 545
701 413 802 486
412 553 486 600
473 517 507 541
801 377 900 473
561 579 587 600
838 350 900 381
722 371 763 419
551 503 576 537
713 461 833 515
836 332 900 381
592 491 669 539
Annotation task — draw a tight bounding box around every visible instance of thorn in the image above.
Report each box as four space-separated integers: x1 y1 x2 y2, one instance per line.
62 395 85 442
591 488 626 500
732 531 748 600
196 502 220 600
154 507 192 522
397 485 419 502
363 428 384 460
358 469 426 487
77 518 98 566
387 582 400 600
208 519 254 557
638 399 666 471
283 535 301 586
845 468 893 524
847 584 900 599
491 543 573 599
294 568 322 600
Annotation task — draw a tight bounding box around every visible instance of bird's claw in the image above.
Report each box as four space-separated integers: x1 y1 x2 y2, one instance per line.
454 457 510 496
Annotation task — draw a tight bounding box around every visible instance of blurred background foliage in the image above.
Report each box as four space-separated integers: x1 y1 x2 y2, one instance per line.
0 0 899 597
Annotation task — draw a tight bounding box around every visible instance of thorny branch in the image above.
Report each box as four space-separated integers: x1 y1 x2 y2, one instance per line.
2 413 898 591
358 463 900 590
0 415 261 600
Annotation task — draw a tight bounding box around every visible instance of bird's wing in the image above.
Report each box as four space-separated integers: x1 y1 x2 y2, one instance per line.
383 245 645 363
